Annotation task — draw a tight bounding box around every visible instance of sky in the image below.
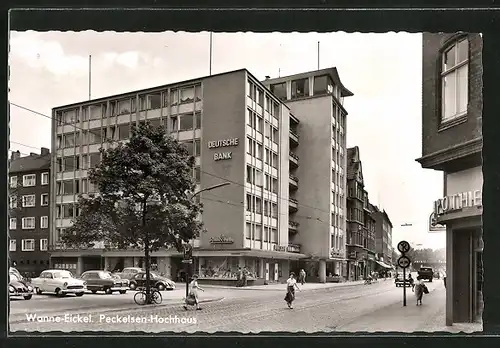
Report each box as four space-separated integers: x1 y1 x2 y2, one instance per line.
8 31 446 249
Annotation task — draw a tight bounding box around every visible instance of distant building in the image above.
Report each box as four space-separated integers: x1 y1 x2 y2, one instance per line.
9 148 51 277
416 32 483 326
345 146 377 280
370 204 394 273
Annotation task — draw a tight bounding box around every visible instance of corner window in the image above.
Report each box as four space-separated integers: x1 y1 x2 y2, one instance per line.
291 78 309 99
441 38 469 123
270 83 287 101
313 75 334 95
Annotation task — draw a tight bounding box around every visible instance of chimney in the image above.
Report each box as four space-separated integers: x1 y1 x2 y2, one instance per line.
41 147 50 156
265 76 270 80
29 152 38 156
10 150 20 161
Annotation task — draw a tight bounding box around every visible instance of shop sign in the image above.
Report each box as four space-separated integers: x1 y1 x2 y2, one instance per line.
273 245 300 253
208 138 239 162
209 235 234 245
429 212 446 232
330 249 343 258
434 190 482 215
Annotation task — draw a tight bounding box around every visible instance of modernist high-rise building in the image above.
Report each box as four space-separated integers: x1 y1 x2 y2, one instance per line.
49 67 353 284
262 68 353 282
417 32 483 326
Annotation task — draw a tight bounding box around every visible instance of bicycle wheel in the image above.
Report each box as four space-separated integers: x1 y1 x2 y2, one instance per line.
152 290 162 305
134 291 147 305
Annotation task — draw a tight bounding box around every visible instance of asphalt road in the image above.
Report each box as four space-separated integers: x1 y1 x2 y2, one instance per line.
10 277 445 333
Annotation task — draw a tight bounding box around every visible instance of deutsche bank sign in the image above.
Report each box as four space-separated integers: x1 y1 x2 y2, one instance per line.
208 138 239 162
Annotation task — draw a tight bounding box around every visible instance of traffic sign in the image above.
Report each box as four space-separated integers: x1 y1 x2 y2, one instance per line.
181 259 193 264
397 240 411 254
397 255 411 269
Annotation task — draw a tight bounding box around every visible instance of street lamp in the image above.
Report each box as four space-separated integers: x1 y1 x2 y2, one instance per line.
183 181 231 298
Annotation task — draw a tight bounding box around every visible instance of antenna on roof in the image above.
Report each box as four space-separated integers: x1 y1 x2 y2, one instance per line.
209 32 213 76
88 55 92 100
317 41 320 70
278 68 280 78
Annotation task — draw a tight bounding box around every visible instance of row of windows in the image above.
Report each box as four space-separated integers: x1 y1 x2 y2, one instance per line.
348 208 365 225
57 113 203 149
9 194 49 209
56 85 202 125
245 223 278 242
331 213 345 230
331 234 345 250
9 216 48 230
9 173 49 188
246 165 279 193
247 108 280 143
247 81 281 118
270 75 338 101
9 239 48 251
246 194 279 218
246 138 279 168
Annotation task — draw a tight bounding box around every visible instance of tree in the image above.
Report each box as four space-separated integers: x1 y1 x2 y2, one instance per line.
62 122 204 304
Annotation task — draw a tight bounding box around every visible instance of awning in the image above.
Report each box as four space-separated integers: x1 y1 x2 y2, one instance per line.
375 260 392 269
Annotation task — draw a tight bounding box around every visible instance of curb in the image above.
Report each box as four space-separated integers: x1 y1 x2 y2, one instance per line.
202 281 367 292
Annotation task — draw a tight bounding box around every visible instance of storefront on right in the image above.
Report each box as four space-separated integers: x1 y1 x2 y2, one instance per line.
434 166 483 326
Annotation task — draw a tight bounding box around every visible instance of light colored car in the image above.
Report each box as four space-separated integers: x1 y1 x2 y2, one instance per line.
9 272 34 300
31 270 87 297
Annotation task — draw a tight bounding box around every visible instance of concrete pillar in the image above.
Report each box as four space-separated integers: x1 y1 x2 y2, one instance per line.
238 257 245 268
198 257 204 277
446 225 453 326
319 259 327 283
281 260 290 282
76 257 83 276
259 259 265 278
104 257 110 271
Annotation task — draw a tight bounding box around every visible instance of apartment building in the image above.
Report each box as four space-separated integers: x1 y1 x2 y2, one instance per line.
345 146 377 281
416 32 483 326
50 68 312 283
9 149 51 277
262 68 353 282
370 204 394 272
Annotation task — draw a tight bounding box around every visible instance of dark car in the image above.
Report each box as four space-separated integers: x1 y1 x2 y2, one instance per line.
113 267 144 281
129 272 175 291
9 271 33 300
80 270 129 294
418 267 434 282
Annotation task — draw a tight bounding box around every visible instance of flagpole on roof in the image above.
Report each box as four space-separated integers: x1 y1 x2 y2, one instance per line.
209 32 213 76
88 55 92 100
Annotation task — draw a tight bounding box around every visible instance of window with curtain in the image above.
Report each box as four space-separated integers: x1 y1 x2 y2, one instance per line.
441 37 469 123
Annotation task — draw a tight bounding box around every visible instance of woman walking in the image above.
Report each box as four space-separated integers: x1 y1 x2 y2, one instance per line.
183 274 205 311
414 277 428 306
284 272 301 309
299 269 306 285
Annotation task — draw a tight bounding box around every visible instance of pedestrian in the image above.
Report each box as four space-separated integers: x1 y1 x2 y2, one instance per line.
408 273 415 292
284 272 301 309
242 267 248 287
299 269 306 285
236 267 242 287
183 274 205 311
414 277 428 306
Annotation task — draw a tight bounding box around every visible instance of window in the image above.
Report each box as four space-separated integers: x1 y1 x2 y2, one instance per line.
40 239 48 251
10 176 17 188
313 75 334 95
193 167 201 183
88 129 102 144
183 141 194 156
63 204 74 218
248 82 256 100
40 216 49 229
195 140 201 156
116 99 131 115
194 112 202 129
89 153 101 168
22 239 35 251
270 83 287 101
118 124 130 140
41 193 49 206
195 85 202 101
170 89 179 106
23 174 36 187
63 109 77 124
22 217 35 229
89 105 102 120
179 113 194 131
245 223 252 239
257 89 264 106
9 196 17 209
180 87 195 104
442 38 469 123
271 228 278 243
147 93 162 110
41 172 49 185
10 240 16 251
246 194 253 212
291 78 309 98
63 181 74 195
22 195 36 207
10 218 16 230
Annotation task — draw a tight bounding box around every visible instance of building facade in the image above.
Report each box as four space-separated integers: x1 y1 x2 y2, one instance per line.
416 32 483 326
9 149 51 277
370 204 394 273
262 68 353 282
345 146 377 280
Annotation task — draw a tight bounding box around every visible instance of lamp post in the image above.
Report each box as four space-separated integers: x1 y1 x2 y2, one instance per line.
183 182 231 298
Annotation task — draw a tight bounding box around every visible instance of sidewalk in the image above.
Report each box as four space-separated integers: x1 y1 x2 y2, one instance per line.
200 279 367 291
335 283 482 333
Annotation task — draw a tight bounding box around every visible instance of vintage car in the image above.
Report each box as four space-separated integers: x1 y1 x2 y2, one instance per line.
31 270 86 297
418 267 434 282
113 267 144 280
129 271 175 291
394 275 412 287
9 271 33 300
80 270 129 294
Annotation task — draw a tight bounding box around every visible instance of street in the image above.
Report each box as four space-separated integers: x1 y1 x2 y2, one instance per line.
9 277 459 333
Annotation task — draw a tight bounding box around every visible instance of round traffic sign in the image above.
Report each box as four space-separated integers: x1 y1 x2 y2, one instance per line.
397 240 411 254
397 255 411 269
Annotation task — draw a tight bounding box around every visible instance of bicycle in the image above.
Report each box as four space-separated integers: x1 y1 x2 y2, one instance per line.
134 287 162 305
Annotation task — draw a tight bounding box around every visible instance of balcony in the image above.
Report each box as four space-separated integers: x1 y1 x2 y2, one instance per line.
289 220 299 232
289 151 299 168
289 131 299 146
289 175 299 189
289 197 298 212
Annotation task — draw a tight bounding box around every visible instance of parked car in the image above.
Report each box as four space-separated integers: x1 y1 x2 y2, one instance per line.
80 270 129 294
9 271 33 300
394 275 412 287
129 272 175 291
113 267 144 280
418 267 434 282
31 270 86 297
